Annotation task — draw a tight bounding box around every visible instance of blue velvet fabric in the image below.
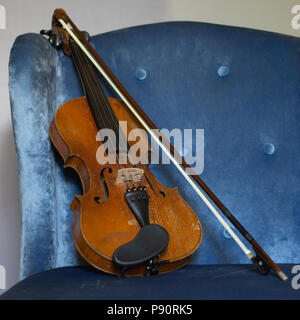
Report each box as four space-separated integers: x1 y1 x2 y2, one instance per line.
1 264 299 300
9 22 300 280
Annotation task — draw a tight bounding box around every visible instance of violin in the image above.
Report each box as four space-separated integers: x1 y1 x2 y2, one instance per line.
47 9 202 277
44 9 287 280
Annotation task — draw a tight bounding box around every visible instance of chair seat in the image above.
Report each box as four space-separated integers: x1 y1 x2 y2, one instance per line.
1 264 298 300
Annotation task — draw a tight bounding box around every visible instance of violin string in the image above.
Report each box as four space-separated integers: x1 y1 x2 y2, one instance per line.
130 174 135 190
70 41 109 132
89 56 130 154
70 40 119 152
83 46 129 154
77 42 119 134
123 174 130 191
77 45 118 137
82 55 119 152
80 43 128 152
59 19 254 260
70 41 130 169
93 67 123 138
137 174 143 189
83 49 120 135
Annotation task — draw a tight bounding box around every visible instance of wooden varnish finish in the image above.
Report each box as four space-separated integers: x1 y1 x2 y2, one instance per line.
50 96 202 276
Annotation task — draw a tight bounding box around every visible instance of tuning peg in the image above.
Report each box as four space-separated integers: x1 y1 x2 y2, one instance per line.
81 31 90 41
40 29 52 36
40 29 63 49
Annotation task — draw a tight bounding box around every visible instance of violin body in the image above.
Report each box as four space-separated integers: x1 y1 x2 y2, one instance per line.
50 96 202 276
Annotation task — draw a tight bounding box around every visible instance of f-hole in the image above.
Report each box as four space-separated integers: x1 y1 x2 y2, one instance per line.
94 167 112 204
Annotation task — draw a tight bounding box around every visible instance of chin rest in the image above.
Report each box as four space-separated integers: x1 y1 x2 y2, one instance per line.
113 224 169 267
113 188 170 268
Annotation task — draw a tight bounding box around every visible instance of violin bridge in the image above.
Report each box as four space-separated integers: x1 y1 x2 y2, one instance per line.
116 168 144 184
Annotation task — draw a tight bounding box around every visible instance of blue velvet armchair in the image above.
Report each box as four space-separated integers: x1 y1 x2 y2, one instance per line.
2 21 300 300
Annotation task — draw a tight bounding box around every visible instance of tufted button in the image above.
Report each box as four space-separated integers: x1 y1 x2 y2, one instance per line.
264 143 275 155
135 68 147 81
217 66 230 77
223 225 236 239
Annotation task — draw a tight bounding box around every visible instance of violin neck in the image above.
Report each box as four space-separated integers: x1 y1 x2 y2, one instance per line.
69 39 127 153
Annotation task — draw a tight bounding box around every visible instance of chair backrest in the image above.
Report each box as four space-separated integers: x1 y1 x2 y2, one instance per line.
9 21 300 279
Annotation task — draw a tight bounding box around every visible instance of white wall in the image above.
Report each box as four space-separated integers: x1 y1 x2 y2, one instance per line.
0 0 298 293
